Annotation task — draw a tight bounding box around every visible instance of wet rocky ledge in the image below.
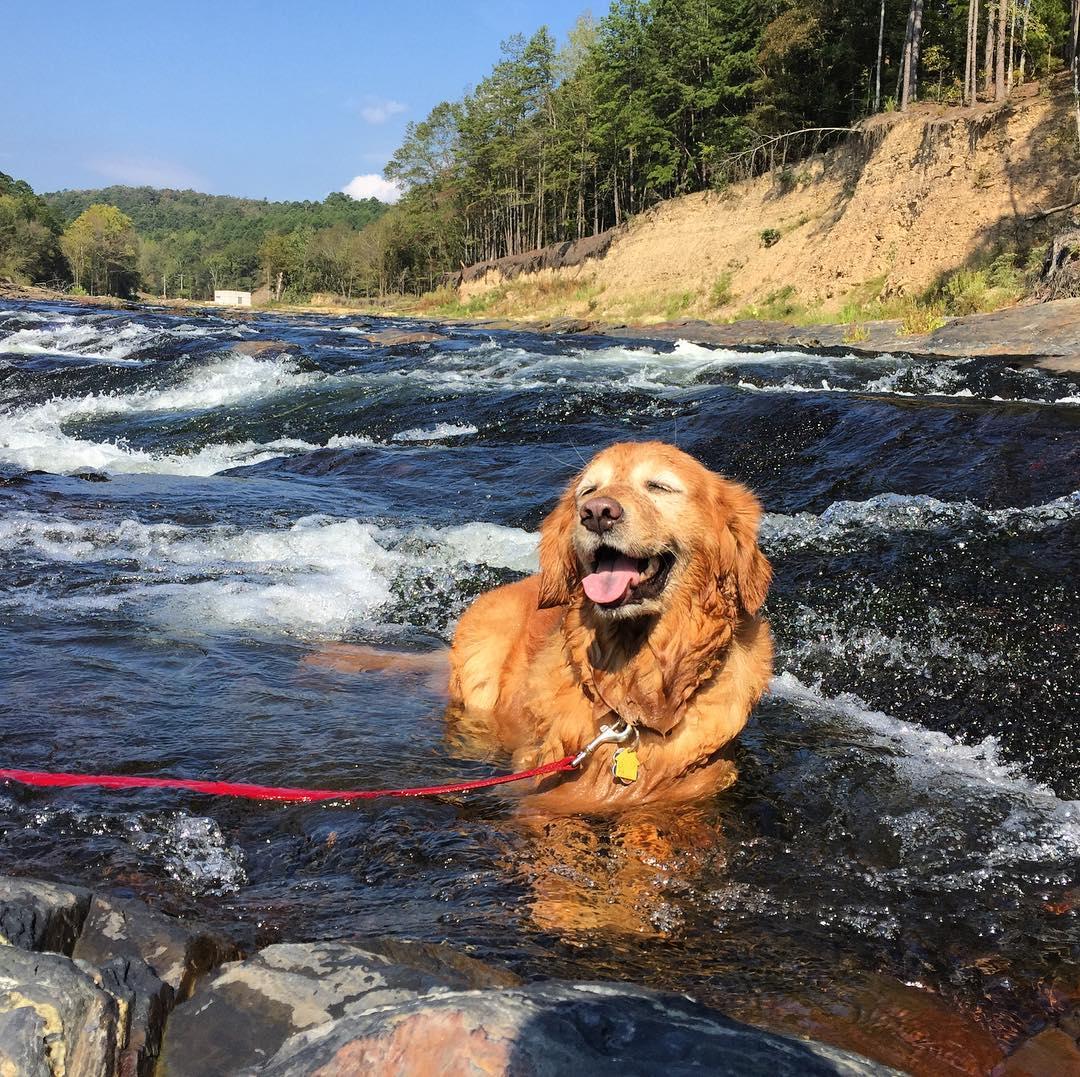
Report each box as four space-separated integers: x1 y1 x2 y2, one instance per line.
0 874 903 1076
467 297 1080 373
3 876 1079 1076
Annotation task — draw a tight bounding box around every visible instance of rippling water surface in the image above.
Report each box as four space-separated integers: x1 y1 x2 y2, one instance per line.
1 300 1078 1065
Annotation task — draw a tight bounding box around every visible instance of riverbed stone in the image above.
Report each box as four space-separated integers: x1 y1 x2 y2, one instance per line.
0 874 91 954
0 945 121 1077
158 940 499 1075
259 981 904 1077
346 936 521 990
735 972 1005 1076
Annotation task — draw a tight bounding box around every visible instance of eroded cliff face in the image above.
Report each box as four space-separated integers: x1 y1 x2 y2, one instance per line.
458 79 1077 321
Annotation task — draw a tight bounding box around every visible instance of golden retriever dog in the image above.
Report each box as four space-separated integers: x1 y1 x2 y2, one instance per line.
446 440 773 812
308 441 772 814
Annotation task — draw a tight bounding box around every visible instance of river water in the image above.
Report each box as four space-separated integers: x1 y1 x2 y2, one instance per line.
1 300 1078 1066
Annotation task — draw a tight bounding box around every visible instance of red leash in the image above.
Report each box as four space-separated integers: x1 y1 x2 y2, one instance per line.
0 757 577 804
0 720 637 806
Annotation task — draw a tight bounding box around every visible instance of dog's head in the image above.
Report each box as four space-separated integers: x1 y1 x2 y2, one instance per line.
537 441 770 622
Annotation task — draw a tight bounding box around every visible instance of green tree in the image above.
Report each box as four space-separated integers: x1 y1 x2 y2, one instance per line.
60 204 139 295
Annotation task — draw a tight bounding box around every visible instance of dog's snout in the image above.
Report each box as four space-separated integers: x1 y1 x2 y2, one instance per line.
580 496 624 534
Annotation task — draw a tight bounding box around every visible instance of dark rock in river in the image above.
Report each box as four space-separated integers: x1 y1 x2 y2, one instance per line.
0 875 91 953
258 981 903 1077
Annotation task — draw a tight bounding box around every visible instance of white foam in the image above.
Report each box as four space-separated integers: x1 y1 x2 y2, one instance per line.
393 423 478 442
737 366 1080 406
0 511 538 637
0 353 326 475
415 521 539 573
761 490 1080 553
124 812 247 894
769 672 1080 859
0 315 231 363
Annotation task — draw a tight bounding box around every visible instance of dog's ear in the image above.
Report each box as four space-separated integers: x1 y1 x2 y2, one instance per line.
537 484 579 609
713 476 771 614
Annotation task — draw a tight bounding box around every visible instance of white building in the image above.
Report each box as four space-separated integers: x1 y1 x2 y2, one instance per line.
214 290 252 307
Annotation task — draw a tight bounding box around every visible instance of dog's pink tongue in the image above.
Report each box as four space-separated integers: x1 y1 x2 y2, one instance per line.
581 553 639 605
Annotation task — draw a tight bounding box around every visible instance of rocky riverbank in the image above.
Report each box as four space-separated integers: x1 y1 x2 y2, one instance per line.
0 874 905 1076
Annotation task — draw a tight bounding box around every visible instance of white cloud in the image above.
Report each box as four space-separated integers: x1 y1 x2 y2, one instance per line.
342 174 402 203
87 156 205 189
360 98 407 125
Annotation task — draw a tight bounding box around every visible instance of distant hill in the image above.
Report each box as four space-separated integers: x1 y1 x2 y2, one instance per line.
42 186 390 299
44 185 386 244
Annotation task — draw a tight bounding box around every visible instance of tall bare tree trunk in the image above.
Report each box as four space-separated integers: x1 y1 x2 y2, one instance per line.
1069 0 1080 70
965 0 981 104
874 0 886 111
984 0 996 95
1006 0 1017 89
899 0 923 110
1018 0 1031 82
995 0 1008 99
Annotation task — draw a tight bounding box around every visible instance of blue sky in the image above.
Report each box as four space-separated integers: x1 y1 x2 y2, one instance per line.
2 1 590 202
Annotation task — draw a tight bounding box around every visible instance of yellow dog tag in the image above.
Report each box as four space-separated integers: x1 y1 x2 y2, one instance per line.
612 748 639 784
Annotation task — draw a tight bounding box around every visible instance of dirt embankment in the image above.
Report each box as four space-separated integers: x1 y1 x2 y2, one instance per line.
457 80 1079 322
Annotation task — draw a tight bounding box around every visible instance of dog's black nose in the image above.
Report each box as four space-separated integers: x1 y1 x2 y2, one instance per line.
580 496 623 534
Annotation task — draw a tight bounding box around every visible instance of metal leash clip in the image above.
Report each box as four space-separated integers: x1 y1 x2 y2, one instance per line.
570 720 637 769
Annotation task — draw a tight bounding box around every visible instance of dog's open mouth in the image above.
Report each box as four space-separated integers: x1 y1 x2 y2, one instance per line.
580 546 676 607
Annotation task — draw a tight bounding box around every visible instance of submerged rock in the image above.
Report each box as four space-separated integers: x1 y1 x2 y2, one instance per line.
157 939 512 1076
0 875 91 954
259 982 902 1077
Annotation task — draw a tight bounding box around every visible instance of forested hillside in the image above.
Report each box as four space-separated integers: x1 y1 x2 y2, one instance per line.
379 0 1075 288
44 187 387 300
0 172 67 286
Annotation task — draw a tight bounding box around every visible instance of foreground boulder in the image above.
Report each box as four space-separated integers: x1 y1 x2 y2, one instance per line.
158 939 517 1075
0 876 239 1077
259 982 902 1077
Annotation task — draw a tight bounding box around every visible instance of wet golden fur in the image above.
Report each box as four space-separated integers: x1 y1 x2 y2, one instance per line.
447 441 773 812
